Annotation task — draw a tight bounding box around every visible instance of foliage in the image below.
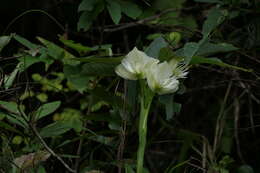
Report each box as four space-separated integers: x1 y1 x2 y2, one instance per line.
0 0 259 173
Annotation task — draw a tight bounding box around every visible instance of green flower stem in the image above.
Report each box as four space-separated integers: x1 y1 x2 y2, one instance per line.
137 80 154 173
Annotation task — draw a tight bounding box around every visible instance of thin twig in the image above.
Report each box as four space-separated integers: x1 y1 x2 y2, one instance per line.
15 100 76 173
213 81 232 154
30 124 76 173
104 8 192 32
234 99 245 163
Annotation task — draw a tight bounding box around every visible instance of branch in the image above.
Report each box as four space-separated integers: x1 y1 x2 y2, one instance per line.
30 124 76 173
14 108 76 173
103 8 184 32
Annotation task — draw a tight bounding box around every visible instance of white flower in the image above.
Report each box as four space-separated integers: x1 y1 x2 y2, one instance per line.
115 47 159 80
168 58 188 79
146 62 179 95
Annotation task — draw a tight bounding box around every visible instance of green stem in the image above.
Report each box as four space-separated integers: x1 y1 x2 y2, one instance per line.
137 80 154 173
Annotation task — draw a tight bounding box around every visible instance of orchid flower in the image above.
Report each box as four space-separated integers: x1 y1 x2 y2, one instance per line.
168 58 189 79
115 47 189 173
145 61 180 95
115 47 159 80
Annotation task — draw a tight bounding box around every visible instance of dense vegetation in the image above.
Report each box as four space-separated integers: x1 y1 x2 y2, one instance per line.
0 0 259 172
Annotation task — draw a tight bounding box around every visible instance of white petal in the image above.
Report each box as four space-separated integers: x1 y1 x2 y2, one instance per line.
145 61 180 95
115 64 138 80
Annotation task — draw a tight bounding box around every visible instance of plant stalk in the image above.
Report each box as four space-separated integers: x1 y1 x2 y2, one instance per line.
137 80 154 173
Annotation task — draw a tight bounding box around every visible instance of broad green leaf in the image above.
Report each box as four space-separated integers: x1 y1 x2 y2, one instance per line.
0 101 28 127
0 35 11 52
5 114 27 128
196 42 238 56
40 121 71 138
178 37 208 64
202 7 227 37
159 47 176 61
183 42 199 63
190 56 252 72
13 35 38 50
18 56 42 72
78 0 97 12
78 11 94 31
64 64 90 92
37 37 79 65
159 95 174 121
77 1 104 31
120 1 142 19
159 95 182 120
0 101 20 114
37 37 64 60
106 0 121 24
35 101 61 120
145 37 168 58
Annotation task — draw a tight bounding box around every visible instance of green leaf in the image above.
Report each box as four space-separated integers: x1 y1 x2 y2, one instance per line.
196 42 238 56
37 37 64 60
4 62 20 89
120 1 142 19
13 34 38 50
59 36 92 54
159 47 176 61
159 95 174 120
18 56 42 72
40 121 71 138
159 95 181 121
145 37 168 58
0 101 20 114
106 0 121 24
37 37 79 65
77 1 104 31
190 56 252 72
183 42 199 63
78 0 97 12
0 35 11 52
78 11 94 31
0 120 23 135
64 64 90 93
35 101 61 121
202 7 227 37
